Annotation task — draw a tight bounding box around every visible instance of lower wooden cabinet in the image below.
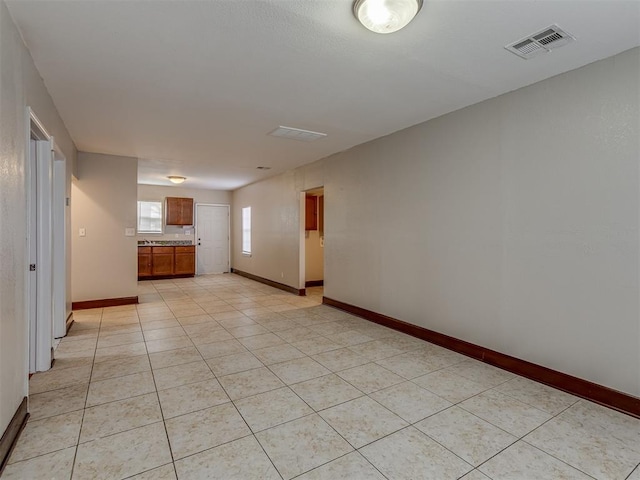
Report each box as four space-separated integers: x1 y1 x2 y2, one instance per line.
174 246 196 275
138 247 152 278
152 247 175 276
138 245 195 279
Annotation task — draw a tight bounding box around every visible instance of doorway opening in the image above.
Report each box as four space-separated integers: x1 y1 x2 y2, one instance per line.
27 108 68 373
300 187 324 297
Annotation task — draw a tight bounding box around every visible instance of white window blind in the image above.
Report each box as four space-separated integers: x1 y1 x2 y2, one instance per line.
242 206 251 255
137 201 163 233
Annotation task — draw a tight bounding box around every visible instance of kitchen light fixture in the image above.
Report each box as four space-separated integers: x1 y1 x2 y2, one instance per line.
167 176 186 184
353 0 423 34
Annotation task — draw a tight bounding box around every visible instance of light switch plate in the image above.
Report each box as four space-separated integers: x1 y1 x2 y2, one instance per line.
125 228 135 237
79 228 86 237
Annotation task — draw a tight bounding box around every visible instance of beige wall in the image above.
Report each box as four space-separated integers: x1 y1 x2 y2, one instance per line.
232 47 640 397
72 152 138 302
0 0 76 437
137 184 231 242
305 230 324 282
233 167 324 285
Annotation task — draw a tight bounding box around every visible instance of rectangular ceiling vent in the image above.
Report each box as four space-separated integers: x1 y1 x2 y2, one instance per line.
505 25 575 59
269 126 327 142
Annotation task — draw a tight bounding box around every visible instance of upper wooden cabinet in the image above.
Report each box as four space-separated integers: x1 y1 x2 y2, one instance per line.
165 197 194 225
305 195 317 231
305 194 324 231
318 195 324 234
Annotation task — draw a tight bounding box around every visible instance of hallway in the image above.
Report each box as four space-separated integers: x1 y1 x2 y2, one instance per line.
4 274 640 479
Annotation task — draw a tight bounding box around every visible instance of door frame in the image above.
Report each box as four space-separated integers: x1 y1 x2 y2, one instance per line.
26 108 67 372
52 144 67 338
194 203 230 275
299 186 325 292
298 192 306 291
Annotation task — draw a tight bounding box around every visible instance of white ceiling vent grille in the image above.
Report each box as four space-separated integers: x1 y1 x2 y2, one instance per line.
505 25 575 59
268 126 327 142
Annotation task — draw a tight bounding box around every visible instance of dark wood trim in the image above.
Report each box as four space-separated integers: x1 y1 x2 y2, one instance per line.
305 280 324 287
72 296 138 310
231 269 305 296
323 296 640 419
138 274 194 281
0 397 29 476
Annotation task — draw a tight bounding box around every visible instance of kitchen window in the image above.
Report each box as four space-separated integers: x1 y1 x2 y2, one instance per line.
137 201 163 233
242 206 251 255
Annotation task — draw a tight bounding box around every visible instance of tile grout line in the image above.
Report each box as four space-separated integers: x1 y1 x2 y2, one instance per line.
26 274 621 479
69 306 103 480
140 283 181 477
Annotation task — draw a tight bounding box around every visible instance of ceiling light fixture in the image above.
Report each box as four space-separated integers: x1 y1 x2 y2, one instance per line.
353 0 423 34
167 176 186 184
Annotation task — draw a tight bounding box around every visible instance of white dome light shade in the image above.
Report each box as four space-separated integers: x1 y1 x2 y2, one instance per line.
354 0 423 34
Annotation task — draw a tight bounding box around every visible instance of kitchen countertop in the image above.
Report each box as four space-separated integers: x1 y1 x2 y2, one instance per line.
138 240 193 246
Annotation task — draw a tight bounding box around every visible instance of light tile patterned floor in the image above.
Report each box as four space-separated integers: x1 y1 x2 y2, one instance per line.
4 274 640 479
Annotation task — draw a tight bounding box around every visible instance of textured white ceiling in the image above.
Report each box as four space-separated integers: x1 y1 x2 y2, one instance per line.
6 0 640 190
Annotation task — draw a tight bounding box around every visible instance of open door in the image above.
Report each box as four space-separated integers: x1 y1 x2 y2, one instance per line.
27 109 67 372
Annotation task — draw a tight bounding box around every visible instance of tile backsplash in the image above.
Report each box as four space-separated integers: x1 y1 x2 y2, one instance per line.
136 225 194 243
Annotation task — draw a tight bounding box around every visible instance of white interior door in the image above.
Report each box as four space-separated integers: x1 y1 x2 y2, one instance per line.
28 139 38 372
28 110 60 373
33 139 54 372
196 204 230 274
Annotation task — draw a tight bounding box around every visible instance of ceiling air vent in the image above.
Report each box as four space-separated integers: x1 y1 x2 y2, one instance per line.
268 126 327 142
505 25 575 59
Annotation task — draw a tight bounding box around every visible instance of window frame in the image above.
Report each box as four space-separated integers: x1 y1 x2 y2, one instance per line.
137 200 163 234
242 206 251 256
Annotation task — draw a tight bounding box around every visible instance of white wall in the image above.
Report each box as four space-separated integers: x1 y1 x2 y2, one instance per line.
232 47 640 397
72 152 138 302
0 0 76 438
137 184 231 242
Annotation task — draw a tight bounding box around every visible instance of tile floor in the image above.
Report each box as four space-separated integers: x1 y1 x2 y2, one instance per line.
4 274 640 479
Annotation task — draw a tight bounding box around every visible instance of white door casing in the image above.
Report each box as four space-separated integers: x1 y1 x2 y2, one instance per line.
27 109 67 373
195 204 230 274
52 146 67 338
298 192 306 290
